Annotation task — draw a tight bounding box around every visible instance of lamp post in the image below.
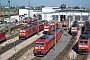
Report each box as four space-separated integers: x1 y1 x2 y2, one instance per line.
54 15 56 51
8 0 11 34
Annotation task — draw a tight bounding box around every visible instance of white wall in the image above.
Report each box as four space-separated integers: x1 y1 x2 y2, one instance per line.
11 15 19 21
42 12 89 21
19 9 28 15
42 7 53 12
42 13 52 21
19 9 34 17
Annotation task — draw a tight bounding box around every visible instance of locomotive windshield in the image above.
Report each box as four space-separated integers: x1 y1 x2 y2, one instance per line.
80 41 88 44
36 42 44 46
20 30 26 32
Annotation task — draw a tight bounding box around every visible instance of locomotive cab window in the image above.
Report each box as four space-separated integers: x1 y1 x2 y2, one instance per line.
80 41 83 44
36 42 44 46
80 41 88 44
84 41 88 44
20 30 26 32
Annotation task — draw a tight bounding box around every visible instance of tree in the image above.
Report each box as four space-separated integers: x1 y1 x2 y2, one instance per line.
73 6 80 9
35 5 45 10
20 6 25 9
10 6 15 9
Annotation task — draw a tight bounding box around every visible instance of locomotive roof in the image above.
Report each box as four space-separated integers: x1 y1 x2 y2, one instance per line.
41 20 47 22
72 21 78 27
38 34 55 40
79 34 90 40
50 27 60 32
84 21 90 27
21 25 36 29
72 24 78 27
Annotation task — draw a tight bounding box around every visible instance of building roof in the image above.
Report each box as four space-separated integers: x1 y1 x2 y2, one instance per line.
41 9 90 14
33 10 42 12
42 6 60 9
56 9 90 12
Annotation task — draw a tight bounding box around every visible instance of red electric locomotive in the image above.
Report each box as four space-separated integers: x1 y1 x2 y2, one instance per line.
19 25 38 40
38 23 44 31
70 21 79 35
27 20 38 26
78 34 90 54
50 27 62 42
43 24 53 34
43 21 58 34
82 21 90 34
33 34 55 56
40 20 48 28
33 27 62 56
0 30 6 42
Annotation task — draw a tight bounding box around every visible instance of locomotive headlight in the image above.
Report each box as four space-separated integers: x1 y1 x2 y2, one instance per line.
83 46 88 48
35 47 38 49
41 47 44 49
79 45 82 47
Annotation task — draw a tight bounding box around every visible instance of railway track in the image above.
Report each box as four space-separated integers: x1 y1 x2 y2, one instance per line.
74 52 89 60
53 36 77 60
11 24 24 31
0 24 24 54
31 56 43 60
1 23 62 60
5 24 24 33
0 39 24 55
7 29 62 60
0 32 37 55
7 41 34 60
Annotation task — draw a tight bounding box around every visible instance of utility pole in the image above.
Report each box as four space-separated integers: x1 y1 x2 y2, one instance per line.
55 15 56 51
8 0 11 34
28 0 30 22
80 12 82 35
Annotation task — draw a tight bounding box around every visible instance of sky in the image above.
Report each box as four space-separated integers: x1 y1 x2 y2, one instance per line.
1 0 90 7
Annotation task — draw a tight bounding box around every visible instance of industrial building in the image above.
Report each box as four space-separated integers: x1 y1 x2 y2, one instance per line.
42 7 90 22
19 6 90 22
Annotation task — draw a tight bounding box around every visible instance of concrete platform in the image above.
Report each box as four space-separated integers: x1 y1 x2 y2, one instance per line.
1 31 44 60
